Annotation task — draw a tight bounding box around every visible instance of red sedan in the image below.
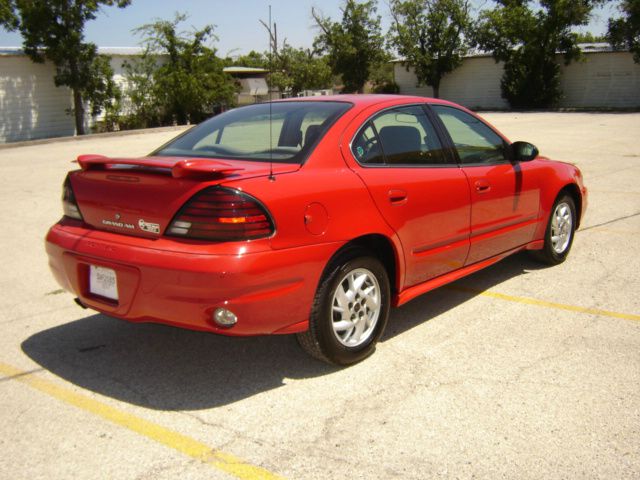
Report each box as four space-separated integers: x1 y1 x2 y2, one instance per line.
46 95 587 365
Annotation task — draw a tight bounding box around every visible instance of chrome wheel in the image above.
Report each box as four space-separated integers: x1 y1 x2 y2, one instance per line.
297 253 390 365
331 268 381 347
551 201 573 254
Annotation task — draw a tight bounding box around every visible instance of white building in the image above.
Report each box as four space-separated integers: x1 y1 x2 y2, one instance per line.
394 44 640 110
1 47 75 142
0 46 146 143
3 44 639 143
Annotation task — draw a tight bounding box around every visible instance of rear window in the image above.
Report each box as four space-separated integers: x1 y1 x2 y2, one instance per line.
154 101 352 164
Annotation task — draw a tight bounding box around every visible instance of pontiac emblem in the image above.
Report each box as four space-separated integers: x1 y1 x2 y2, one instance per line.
114 213 121 220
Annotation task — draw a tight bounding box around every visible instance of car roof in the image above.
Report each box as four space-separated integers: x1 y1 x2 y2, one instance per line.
276 94 459 109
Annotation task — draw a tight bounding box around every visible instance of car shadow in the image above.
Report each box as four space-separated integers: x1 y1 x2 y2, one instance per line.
22 252 544 411
383 252 547 340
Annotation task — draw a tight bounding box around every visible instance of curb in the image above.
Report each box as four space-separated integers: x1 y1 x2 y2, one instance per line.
0 125 190 150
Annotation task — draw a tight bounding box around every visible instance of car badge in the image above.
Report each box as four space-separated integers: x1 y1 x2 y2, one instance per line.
138 219 161 234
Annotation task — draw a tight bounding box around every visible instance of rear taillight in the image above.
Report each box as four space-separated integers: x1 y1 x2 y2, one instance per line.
62 176 83 220
167 187 274 241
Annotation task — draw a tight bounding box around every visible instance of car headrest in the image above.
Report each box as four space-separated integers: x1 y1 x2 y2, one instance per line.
378 126 421 155
305 125 323 147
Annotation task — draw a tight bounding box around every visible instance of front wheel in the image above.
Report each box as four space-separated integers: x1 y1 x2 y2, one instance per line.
531 194 577 265
297 253 390 365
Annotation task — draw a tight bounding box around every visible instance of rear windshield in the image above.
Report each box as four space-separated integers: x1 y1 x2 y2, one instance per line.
154 101 352 164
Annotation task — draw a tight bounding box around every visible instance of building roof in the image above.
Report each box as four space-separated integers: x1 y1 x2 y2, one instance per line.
223 66 268 74
0 47 24 56
392 43 623 63
95 47 146 56
0 46 146 56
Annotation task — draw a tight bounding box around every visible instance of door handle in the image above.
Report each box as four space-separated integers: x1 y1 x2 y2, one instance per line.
388 189 408 206
475 180 491 193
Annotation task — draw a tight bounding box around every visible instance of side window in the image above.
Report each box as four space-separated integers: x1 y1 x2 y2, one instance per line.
352 123 384 164
432 105 506 164
351 105 449 166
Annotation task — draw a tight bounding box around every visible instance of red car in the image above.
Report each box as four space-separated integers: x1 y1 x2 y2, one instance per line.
46 95 587 365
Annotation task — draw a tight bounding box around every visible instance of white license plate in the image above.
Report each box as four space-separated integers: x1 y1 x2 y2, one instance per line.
89 265 118 301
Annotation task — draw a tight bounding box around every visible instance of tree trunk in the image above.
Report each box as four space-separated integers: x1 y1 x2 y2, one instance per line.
73 89 85 135
433 82 440 99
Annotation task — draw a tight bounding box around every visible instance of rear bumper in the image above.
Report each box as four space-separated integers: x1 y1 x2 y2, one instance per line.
46 221 341 335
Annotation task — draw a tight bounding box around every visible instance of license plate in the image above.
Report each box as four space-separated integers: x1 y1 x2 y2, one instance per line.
89 265 118 301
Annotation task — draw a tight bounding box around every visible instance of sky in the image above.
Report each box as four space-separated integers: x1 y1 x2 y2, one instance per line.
0 0 620 58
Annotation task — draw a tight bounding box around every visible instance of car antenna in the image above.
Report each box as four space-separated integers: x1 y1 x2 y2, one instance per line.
268 5 275 182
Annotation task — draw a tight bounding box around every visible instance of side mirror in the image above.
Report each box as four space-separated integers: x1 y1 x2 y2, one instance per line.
511 141 539 162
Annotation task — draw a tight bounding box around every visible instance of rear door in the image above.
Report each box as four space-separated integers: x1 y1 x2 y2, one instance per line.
431 105 541 264
349 105 471 288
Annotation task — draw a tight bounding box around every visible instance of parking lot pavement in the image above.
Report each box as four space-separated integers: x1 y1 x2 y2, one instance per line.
1 114 639 479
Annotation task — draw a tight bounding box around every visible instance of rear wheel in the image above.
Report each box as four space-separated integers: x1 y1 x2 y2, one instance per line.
531 194 576 265
297 252 390 365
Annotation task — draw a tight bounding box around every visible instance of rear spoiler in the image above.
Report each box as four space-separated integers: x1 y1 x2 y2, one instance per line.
76 154 244 179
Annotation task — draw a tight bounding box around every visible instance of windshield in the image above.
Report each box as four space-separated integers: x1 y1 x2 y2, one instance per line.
154 101 352 164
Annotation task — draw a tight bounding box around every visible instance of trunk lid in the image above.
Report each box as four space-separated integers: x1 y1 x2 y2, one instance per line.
70 155 298 239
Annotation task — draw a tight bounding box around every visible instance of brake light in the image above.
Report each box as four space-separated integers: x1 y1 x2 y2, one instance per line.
167 187 274 241
62 176 83 220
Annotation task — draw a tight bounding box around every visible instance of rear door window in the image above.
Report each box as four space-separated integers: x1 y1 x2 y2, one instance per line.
352 105 449 166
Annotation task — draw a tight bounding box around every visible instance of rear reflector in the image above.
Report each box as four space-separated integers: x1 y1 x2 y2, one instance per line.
167 187 274 241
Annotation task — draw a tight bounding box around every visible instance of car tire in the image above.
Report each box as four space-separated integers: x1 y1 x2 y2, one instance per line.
531 194 577 265
297 250 390 366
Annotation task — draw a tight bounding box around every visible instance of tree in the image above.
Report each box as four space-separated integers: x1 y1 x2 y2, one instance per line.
312 0 385 93
0 0 130 135
389 0 471 98
607 0 640 63
120 49 162 129
574 31 607 43
474 0 604 108
233 50 269 69
273 46 333 95
135 13 236 124
368 52 399 93
0 1 17 27
233 46 332 97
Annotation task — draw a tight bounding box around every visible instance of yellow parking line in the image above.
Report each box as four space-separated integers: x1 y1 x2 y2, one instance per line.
0 361 284 480
446 285 640 322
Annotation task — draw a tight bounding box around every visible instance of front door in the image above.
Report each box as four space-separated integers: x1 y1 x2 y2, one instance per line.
431 105 540 264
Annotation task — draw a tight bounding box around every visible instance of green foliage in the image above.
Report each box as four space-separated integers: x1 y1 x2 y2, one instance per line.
0 0 131 134
83 54 121 117
389 0 471 98
135 13 236 125
607 0 640 63
233 46 333 96
474 0 604 108
234 50 269 69
574 31 607 43
120 50 163 129
0 0 17 28
275 46 333 95
93 82 123 133
312 0 386 93
369 53 399 93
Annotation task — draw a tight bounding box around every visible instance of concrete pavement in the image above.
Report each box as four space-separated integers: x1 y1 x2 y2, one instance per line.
0 113 638 479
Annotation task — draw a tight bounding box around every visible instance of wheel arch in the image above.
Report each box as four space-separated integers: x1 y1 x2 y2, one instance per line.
558 183 583 229
321 234 402 296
